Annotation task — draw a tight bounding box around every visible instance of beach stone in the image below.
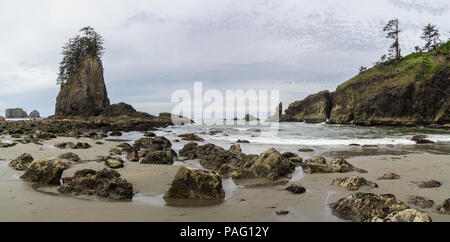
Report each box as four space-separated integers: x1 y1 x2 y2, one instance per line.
407 196 434 209
229 144 242 153
103 156 124 169
141 149 175 165
437 199 450 214
330 157 358 173
236 139 250 143
332 176 378 190
179 142 199 158
298 148 314 152
164 166 225 200
285 184 306 194
55 142 75 149
20 159 66 185
281 152 303 165
379 172 400 180
9 153 34 170
73 142 91 149
374 209 432 222
305 156 326 165
330 193 409 222
418 180 441 188
33 131 56 140
58 152 81 162
178 133 204 142
109 131 123 136
57 168 133 200
0 141 17 148
276 210 289 215
411 135 435 144
127 150 139 162
143 131 156 137
109 148 122 155
231 148 295 181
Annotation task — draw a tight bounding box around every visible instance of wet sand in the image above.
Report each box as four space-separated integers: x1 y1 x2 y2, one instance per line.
0 137 449 222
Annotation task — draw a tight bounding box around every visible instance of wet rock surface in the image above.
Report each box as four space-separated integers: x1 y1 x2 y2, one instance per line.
417 180 442 188
330 193 411 222
285 184 306 194
164 166 225 200
57 169 133 200
378 172 400 180
437 198 450 214
332 176 378 190
9 153 34 170
371 209 432 222
141 149 175 165
58 152 81 162
20 159 66 185
301 157 366 174
411 135 435 144
103 156 124 169
407 196 434 209
178 133 204 142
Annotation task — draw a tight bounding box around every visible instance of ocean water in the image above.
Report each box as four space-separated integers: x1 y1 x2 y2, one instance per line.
148 120 450 158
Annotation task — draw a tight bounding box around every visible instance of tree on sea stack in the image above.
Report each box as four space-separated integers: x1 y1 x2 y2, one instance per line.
55 26 110 117
57 26 105 86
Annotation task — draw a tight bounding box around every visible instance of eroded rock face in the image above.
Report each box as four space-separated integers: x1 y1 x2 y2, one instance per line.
9 153 34 170
5 108 28 119
141 149 175 165
301 157 365 174
20 159 66 185
55 55 110 117
330 193 410 222
282 90 332 123
164 166 225 200
57 169 133 200
231 148 295 181
332 176 378 191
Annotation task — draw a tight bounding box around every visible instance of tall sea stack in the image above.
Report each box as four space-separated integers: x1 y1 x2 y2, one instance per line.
55 55 110 117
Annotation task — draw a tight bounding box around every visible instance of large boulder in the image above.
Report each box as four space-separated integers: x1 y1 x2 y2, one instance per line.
164 166 225 200
20 159 66 185
231 148 295 181
301 157 366 174
57 169 133 200
28 110 41 119
281 91 332 123
5 108 28 119
55 55 110 117
9 153 34 170
134 136 172 151
141 149 175 165
330 193 410 222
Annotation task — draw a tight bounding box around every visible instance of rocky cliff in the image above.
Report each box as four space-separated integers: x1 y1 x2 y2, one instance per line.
5 108 28 119
282 41 450 126
55 55 110 117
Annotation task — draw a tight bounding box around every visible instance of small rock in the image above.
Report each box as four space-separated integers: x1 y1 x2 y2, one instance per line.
418 180 441 188
437 198 450 214
276 210 289 215
332 176 378 190
178 133 204 142
411 135 435 144
103 156 124 169
407 196 434 209
229 144 242 153
127 150 139 162
236 139 250 143
285 184 306 194
378 172 400 180
109 148 122 155
379 209 432 222
58 152 81 162
9 153 34 170
109 131 123 136
298 148 314 152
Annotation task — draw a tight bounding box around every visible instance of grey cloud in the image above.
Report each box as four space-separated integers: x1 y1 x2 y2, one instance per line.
390 0 449 16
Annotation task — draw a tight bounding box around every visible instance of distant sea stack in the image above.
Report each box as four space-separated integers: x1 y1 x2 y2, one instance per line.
5 108 28 119
55 55 110 117
29 110 41 119
282 41 450 126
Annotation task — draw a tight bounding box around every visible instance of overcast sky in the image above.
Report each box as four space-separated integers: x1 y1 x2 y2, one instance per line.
0 0 449 117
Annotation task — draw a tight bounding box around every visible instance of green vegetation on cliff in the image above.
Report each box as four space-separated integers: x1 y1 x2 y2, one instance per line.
339 41 450 90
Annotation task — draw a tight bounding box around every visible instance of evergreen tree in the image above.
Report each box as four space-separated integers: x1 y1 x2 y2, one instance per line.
57 26 105 86
383 18 401 60
420 24 441 52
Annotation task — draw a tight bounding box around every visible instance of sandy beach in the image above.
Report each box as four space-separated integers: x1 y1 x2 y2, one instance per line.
0 136 449 222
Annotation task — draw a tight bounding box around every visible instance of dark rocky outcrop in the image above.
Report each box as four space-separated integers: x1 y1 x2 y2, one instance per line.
285 184 306 194
178 133 204 142
58 152 81 162
164 166 225 200
55 55 110 117
5 108 28 119
282 42 450 126
417 180 441 188
282 91 332 123
29 110 41 119
411 135 435 144
9 153 34 170
141 149 175 165
57 169 133 200
20 159 66 185
407 196 434 209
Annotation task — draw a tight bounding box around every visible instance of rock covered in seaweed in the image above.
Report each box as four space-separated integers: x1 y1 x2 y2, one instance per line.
20 159 66 185
9 153 34 170
164 166 225 200
331 176 378 190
